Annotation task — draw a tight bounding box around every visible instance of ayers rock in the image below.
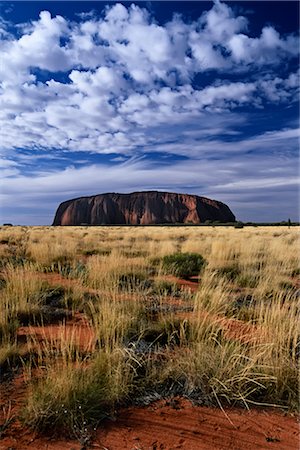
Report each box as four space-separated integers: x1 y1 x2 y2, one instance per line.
53 191 235 225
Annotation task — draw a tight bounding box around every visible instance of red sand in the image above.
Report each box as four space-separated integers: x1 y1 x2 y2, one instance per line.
0 398 298 449
17 312 97 353
97 399 299 450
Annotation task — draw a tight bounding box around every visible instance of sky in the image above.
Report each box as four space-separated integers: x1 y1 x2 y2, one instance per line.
0 1 299 225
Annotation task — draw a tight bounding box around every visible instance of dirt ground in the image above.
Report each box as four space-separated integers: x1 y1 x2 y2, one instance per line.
1 398 299 449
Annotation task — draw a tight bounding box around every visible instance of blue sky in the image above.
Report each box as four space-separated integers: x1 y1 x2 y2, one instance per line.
0 1 299 224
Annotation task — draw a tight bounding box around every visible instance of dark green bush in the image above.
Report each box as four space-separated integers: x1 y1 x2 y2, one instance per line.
215 265 241 281
234 221 244 229
17 308 70 326
40 286 66 308
162 252 206 279
121 250 148 258
236 274 258 288
81 249 111 256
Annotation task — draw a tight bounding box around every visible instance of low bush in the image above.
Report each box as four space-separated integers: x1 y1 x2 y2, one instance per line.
121 250 148 258
237 274 259 288
81 249 111 257
234 221 244 229
162 252 206 279
215 265 241 281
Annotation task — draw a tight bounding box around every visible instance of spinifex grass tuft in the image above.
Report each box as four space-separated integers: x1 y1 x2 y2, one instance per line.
23 349 134 433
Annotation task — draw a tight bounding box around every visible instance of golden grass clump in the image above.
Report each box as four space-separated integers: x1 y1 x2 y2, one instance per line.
23 348 134 434
0 263 47 343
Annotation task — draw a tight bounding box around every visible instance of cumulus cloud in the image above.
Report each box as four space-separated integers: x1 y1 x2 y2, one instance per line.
0 2 298 154
228 26 298 65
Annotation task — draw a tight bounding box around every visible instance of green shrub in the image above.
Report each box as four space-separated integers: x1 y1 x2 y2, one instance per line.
121 250 148 258
234 221 244 229
237 274 258 288
215 265 241 281
162 253 206 279
81 249 111 257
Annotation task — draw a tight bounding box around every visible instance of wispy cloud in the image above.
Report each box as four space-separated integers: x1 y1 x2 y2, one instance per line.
1 146 298 223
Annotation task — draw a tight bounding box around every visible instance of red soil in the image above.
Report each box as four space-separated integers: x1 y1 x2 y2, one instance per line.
97 399 299 450
219 315 261 343
38 272 99 296
17 312 97 353
0 397 298 450
158 274 200 292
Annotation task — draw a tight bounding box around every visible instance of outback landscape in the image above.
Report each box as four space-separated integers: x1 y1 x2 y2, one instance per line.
0 0 299 448
0 224 299 449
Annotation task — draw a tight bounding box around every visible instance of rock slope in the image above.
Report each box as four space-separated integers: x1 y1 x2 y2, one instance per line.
52 191 235 225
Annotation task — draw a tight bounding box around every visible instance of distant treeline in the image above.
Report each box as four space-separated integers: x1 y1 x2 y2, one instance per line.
59 220 299 228
3 221 300 228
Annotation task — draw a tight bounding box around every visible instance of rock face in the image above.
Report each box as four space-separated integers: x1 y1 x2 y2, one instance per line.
52 191 235 226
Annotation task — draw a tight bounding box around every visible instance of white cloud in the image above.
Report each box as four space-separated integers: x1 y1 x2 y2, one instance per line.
201 0 248 42
0 11 70 86
0 3 298 154
0 68 297 156
228 26 298 65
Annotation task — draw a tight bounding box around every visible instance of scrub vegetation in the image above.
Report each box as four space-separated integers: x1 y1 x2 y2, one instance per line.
0 225 299 440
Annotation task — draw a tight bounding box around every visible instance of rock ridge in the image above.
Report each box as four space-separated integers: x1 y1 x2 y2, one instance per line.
52 191 235 225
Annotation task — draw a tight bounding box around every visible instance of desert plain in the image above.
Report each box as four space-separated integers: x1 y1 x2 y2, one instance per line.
0 225 299 449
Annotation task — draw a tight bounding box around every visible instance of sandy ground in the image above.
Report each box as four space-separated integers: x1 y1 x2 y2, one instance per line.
0 398 298 449
96 399 299 450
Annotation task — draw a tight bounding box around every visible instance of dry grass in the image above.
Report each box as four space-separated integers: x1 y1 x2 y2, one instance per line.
0 225 299 435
